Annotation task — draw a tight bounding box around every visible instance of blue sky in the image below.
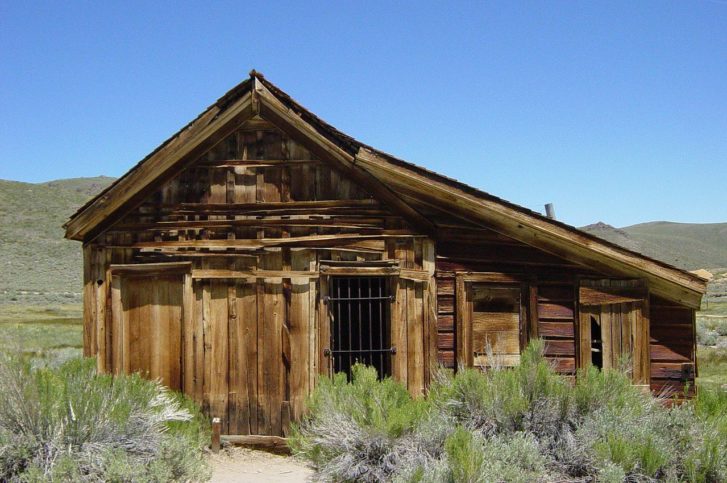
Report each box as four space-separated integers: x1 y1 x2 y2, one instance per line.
1 1 725 227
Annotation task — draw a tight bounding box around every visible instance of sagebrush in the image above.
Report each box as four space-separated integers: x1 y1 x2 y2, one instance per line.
0 355 210 482
291 340 727 482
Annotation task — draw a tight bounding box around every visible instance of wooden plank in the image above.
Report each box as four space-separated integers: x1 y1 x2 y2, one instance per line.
437 315 454 331
168 277 184 391
109 261 192 274
289 280 310 421
544 340 576 357
539 321 574 339
438 333 454 350
407 282 424 396
472 312 519 332
454 275 471 368
600 307 613 370
650 343 692 362
220 435 289 452
459 272 528 283
94 264 108 371
255 280 266 433
176 199 378 210
393 278 408 383
83 245 95 357
264 281 284 436
472 331 520 355
423 239 437 387
579 279 647 306
202 280 212 415
320 266 399 276
438 295 454 314
209 158 322 167
538 285 574 302
437 278 454 296
474 354 521 367
528 285 539 340
192 269 318 279
650 362 689 380
193 281 205 404
438 350 455 368
227 282 244 435
120 233 421 250
400 268 431 282
318 276 331 377
182 274 194 395
208 281 229 432
110 275 123 375
576 306 592 369
112 216 385 231
538 302 574 320
548 357 576 374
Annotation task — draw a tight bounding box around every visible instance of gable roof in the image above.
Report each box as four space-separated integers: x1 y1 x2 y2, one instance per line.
65 71 707 307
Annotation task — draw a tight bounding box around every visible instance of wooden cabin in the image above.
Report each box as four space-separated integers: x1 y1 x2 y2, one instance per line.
65 71 707 437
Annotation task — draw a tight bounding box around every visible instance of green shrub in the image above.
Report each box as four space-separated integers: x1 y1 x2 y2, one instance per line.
292 340 727 482
0 355 210 481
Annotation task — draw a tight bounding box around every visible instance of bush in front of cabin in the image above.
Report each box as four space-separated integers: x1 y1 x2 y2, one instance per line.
0 355 210 482
291 340 727 482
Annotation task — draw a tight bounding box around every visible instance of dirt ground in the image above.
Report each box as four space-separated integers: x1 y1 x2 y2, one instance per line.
208 446 314 482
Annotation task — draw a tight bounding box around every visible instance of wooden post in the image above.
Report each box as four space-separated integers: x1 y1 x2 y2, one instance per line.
211 417 221 453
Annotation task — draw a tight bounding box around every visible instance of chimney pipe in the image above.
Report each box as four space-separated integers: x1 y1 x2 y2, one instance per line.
545 203 556 220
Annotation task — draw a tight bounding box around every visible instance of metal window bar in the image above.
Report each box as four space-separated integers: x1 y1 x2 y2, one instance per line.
328 276 392 380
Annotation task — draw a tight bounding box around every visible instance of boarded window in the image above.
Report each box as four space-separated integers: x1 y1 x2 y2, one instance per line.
471 285 522 368
456 277 524 370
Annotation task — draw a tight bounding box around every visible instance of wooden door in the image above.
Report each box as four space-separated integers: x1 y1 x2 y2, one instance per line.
457 279 524 369
578 279 649 385
111 273 185 390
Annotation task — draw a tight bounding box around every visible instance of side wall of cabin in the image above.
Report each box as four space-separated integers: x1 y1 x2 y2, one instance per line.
432 225 697 396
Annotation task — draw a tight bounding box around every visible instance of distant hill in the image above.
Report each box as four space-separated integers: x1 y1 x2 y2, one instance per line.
0 177 115 305
581 221 727 271
42 176 116 197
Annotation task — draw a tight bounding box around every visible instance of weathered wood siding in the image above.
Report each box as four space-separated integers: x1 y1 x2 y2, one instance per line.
82 119 431 435
433 225 696 397
434 225 594 374
649 295 696 397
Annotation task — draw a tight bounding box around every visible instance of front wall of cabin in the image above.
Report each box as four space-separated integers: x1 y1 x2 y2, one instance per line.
82 119 433 436
81 118 698 437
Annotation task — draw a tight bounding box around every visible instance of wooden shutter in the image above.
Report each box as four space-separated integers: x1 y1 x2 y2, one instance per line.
578 279 649 385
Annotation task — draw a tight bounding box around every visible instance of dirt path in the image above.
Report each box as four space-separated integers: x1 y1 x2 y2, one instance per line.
208 447 314 482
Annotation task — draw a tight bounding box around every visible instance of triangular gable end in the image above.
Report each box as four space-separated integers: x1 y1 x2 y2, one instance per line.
65 79 256 242
65 74 434 243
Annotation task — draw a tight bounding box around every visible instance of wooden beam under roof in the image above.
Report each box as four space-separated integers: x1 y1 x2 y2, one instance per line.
353 148 706 308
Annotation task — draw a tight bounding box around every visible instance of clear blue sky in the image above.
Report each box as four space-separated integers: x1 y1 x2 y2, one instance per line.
1 1 725 228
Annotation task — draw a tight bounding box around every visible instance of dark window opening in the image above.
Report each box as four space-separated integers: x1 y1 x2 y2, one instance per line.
329 276 391 380
590 315 603 369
